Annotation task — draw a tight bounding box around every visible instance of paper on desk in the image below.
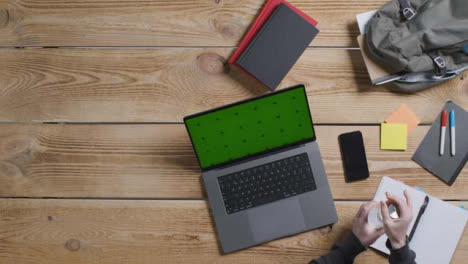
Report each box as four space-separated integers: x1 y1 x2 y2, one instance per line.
380 123 407 150
356 10 377 34
385 103 421 134
356 10 401 85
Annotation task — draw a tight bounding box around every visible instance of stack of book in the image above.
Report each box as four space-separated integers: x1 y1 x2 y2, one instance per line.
229 0 319 90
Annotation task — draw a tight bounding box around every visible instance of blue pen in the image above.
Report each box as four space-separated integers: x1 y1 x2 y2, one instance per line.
450 110 455 156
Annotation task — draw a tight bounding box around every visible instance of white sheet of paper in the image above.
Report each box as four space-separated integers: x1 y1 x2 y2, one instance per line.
356 10 377 34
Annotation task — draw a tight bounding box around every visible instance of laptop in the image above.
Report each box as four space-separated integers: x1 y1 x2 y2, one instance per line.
184 84 337 253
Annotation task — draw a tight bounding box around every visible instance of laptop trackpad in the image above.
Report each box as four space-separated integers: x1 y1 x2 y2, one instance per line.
247 198 306 243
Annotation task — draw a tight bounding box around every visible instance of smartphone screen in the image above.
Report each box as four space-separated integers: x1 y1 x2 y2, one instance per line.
338 131 369 182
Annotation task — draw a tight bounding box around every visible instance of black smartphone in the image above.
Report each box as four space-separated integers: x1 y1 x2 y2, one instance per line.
338 131 369 182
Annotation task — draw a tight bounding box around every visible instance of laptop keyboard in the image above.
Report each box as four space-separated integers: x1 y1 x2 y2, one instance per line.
217 153 316 214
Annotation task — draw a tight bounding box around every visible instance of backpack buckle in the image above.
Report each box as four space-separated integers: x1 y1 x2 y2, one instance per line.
402 8 417 20
433 56 447 77
434 57 446 69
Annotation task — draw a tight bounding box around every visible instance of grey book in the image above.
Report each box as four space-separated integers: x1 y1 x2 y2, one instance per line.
412 101 467 185
236 3 319 90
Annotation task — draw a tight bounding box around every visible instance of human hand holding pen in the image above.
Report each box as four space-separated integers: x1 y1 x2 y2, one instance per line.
380 190 413 249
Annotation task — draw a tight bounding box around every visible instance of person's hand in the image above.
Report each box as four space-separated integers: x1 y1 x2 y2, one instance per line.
352 201 385 247
380 190 413 249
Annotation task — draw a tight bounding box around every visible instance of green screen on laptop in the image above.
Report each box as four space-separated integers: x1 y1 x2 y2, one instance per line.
184 86 315 169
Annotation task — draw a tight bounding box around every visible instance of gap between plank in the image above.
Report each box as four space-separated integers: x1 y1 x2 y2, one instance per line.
0 46 360 50
0 197 465 202
0 196 206 201
0 122 434 126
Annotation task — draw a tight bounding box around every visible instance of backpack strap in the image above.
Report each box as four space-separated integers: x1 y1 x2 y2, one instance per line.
398 0 417 20
428 52 447 77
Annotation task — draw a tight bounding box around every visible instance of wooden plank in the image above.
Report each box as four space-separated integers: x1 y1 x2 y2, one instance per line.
0 0 386 47
1 124 466 199
0 48 466 123
0 199 466 264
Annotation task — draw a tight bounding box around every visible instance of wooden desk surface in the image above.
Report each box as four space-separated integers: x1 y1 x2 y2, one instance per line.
0 0 466 263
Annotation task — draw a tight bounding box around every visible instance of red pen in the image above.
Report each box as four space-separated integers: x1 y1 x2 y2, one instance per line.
440 110 447 155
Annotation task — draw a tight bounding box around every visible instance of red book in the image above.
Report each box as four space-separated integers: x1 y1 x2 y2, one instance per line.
229 0 318 65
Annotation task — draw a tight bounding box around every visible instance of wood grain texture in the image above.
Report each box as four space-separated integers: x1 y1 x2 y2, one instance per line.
1 48 466 123
0 0 386 47
0 199 466 264
1 124 466 199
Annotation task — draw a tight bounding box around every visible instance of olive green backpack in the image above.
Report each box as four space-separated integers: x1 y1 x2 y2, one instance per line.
365 0 468 92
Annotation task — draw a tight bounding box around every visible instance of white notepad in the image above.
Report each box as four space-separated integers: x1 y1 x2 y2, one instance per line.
356 9 377 34
370 177 468 264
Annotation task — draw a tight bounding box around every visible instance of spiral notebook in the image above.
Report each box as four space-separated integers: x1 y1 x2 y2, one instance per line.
370 177 468 264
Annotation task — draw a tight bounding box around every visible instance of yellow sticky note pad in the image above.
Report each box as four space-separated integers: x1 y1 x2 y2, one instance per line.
381 123 407 150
